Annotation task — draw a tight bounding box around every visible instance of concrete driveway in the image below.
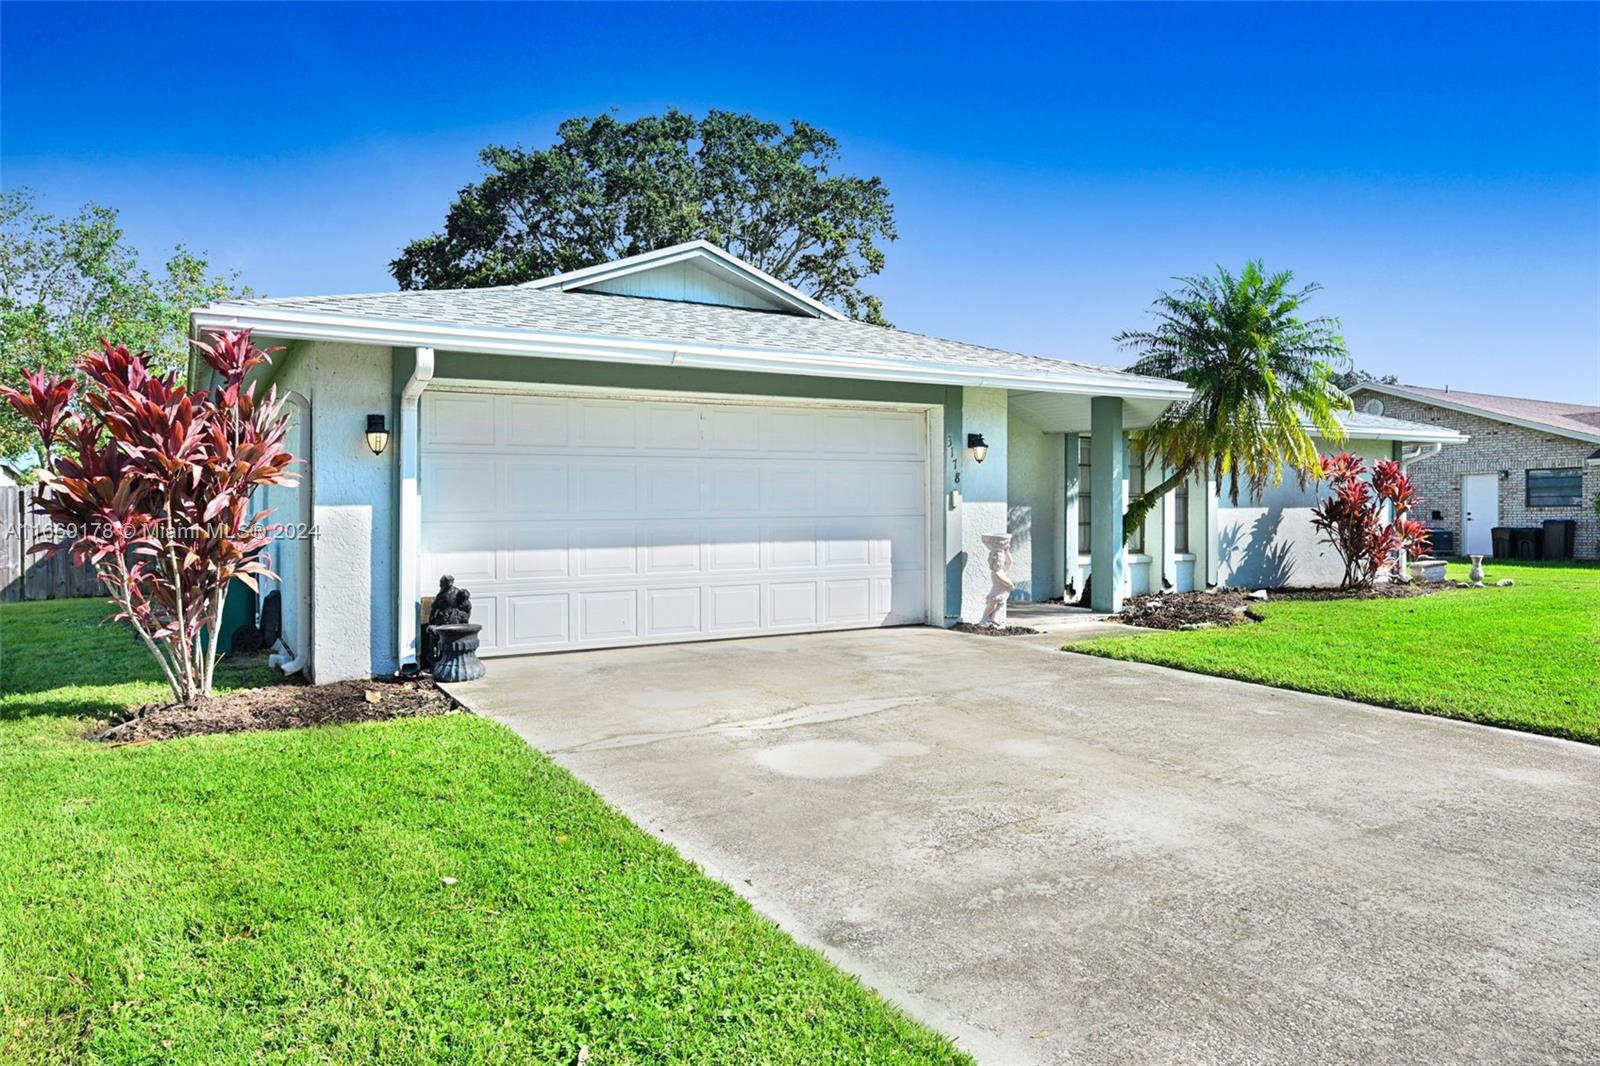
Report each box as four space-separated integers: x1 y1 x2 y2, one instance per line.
448 626 1600 1065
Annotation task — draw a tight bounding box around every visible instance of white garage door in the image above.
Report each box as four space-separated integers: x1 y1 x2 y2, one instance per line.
420 390 931 656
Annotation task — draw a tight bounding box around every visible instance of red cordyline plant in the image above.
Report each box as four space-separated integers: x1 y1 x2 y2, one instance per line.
1309 451 1431 589
1 330 296 702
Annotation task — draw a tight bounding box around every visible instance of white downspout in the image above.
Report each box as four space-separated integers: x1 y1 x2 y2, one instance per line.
1396 441 1444 580
397 347 435 671
271 390 313 675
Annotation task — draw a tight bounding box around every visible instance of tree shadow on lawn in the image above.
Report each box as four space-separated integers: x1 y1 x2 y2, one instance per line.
0 599 281 721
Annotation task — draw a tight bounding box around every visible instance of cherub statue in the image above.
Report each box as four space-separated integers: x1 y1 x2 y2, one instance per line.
429 575 473 626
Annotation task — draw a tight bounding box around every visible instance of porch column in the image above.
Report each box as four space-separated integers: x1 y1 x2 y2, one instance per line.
1159 462 1177 590
1205 472 1221 587
1090 396 1127 612
1062 434 1081 590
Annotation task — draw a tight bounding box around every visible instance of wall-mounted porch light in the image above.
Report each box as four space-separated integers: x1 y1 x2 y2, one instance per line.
967 433 989 463
366 414 390 455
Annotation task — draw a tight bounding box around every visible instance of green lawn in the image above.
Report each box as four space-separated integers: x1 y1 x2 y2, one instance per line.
0 599 966 1065
1074 559 1600 743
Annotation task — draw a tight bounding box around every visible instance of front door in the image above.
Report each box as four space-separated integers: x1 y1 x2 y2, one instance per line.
1462 473 1499 556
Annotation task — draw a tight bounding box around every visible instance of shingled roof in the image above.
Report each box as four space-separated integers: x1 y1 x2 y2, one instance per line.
198 284 1178 392
1349 383 1600 443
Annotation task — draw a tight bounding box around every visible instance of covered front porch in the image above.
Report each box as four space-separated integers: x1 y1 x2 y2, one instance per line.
946 385 1210 619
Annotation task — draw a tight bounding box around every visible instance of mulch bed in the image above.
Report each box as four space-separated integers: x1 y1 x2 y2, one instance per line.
951 622 1041 637
1116 580 1460 631
89 676 458 743
1117 590 1262 631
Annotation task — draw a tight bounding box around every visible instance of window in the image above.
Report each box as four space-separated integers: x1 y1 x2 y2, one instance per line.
1526 467 1582 508
1077 436 1092 550
1127 447 1147 553
1173 478 1190 554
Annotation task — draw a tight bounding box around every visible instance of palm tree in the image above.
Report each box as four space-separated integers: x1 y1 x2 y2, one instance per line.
1116 261 1353 541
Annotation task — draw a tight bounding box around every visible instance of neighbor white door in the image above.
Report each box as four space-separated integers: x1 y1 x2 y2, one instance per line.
1462 473 1499 556
420 390 931 656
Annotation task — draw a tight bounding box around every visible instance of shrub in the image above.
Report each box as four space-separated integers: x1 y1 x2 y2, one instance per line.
1 331 295 702
1309 451 1430 589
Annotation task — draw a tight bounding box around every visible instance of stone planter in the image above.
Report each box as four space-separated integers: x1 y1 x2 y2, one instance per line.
1413 559 1448 584
431 623 486 682
1469 555 1486 584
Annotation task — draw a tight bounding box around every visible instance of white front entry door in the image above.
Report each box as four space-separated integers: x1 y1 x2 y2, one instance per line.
420 390 931 656
1462 473 1499 556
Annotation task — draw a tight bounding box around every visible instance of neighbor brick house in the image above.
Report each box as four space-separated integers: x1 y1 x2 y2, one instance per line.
1346 383 1600 560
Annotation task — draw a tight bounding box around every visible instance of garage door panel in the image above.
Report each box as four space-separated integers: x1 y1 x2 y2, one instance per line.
427 393 497 446
422 392 928 655
874 467 926 513
820 527 872 568
642 524 701 574
760 409 817 453
877 516 926 569
824 578 872 625
705 464 762 511
765 521 818 569
639 404 701 450
768 581 819 627
501 461 569 514
645 587 701 637
873 412 926 457
578 589 638 641
642 462 700 513
505 527 569 581
505 593 567 648
819 411 871 454
761 466 816 513
425 458 498 516
708 584 761 631
573 401 637 449
575 463 639 514
575 525 639 577
706 521 762 571
704 407 761 452
502 397 569 448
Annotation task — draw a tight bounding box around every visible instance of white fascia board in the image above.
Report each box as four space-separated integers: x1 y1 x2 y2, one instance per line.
1313 423 1468 444
190 303 1193 401
1348 382 1600 445
517 240 848 321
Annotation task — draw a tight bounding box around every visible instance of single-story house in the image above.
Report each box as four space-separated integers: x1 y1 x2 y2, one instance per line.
1346 382 1600 560
190 241 1462 682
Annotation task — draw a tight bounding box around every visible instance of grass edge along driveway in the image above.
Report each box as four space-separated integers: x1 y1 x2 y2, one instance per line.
0 598 968 1065
1071 560 1599 744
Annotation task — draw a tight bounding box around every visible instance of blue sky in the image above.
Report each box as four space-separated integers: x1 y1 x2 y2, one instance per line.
4 2 1597 399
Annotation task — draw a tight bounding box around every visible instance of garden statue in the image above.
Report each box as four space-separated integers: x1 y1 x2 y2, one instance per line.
1468 555 1486 585
979 533 1015 627
430 575 473 624
426 575 486 682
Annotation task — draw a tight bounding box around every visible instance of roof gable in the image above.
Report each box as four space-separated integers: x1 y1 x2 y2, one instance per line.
1348 382 1600 444
518 240 847 321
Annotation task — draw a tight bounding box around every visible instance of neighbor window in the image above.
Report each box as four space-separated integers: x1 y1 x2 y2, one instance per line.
1526 467 1582 508
1173 478 1190 554
1077 436 1092 550
1127 447 1146 554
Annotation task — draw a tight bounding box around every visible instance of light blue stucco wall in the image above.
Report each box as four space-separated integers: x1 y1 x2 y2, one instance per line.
1006 410 1062 602
957 387 1010 621
1217 438 1393 589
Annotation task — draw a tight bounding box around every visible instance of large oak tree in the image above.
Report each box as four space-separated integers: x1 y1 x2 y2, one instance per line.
391 110 897 324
